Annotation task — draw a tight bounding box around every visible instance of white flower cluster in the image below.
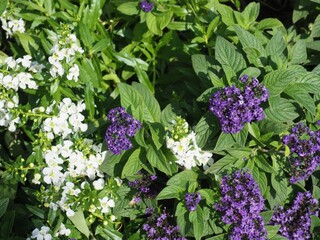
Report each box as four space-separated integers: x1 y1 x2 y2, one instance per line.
39 138 108 217
28 226 52 240
41 139 106 187
48 33 83 81
42 98 88 139
0 11 25 37
166 120 213 170
0 95 20 132
0 55 43 91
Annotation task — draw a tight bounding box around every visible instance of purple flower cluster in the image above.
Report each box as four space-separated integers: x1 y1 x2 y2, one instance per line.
140 0 154 12
128 174 157 203
215 170 267 239
105 107 141 154
282 123 320 183
185 192 201 211
142 207 187 240
209 75 269 133
270 191 319 239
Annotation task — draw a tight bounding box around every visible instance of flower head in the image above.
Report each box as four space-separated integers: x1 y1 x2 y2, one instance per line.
209 75 269 133
282 123 320 183
270 191 319 239
105 107 141 154
140 0 154 12
215 170 267 239
185 192 201 211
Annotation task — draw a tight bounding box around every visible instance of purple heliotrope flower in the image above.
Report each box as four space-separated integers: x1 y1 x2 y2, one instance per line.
282 123 320 183
128 173 158 202
270 191 319 239
209 74 269 133
140 0 154 12
105 107 141 154
142 208 187 240
215 170 267 239
185 192 201 211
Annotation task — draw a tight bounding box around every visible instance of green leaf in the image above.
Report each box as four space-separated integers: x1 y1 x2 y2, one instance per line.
82 0 101 30
311 14 320 38
263 68 302 94
270 234 289 240
214 132 236 151
161 103 179 126
242 2 260 23
266 225 281 239
134 64 154 94
257 18 283 31
26 205 45 219
265 96 299 122
122 149 142 178
79 22 93 47
261 210 274 224
148 123 166 149
79 58 100 88
146 144 172 175
311 215 320 234
157 11 173 30
132 82 161 122
146 13 162 35
157 185 184 200
198 189 217 205
195 113 219 148
205 155 237 174
284 86 316 115
0 0 8 15
234 25 265 56
16 33 39 55
215 2 235 26
215 36 246 80
190 206 204 240
266 31 286 56
192 54 217 83
0 198 9 218
68 211 90 238
255 155 277 174
291 72 320 93
118 83 144 120
290 40 307 64
167 170 198 187
84 85 95 119
117 2 139 15
257 170 268 196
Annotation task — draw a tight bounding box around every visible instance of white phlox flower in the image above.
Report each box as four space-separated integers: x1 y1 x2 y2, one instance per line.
30 226 52 240
99 197 115 214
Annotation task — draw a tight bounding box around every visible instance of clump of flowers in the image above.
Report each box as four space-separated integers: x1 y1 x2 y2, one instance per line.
185 192 201 211
282 123 320 183
48 26 83 81
0 55 44 132
41 98 88 139
105 107 141 154
142 207 187 240
215 170 267 239
128 173 158 203
166 116 213 169
28 226 52 240
140 0 154 12
209 75 269 134
0 11 25 38
270 191 319 239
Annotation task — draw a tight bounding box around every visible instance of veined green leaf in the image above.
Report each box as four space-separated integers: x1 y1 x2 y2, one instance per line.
132 82 160 122
284 86 316 115
215 36 246 78
68 211 90 238
157 185 184 200
122 148 142 178
265 96 299 122
263 69 300 96
234 25 265 56
117 2 139 16
0 0 8 15
0 198 9 218
290 40 307 64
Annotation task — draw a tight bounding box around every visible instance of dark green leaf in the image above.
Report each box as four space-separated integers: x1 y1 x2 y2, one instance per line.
0 0 8 15
0 198 9 218
122 149 142 178
190 206 204 240
148 123 166 149
146 145 172 175
157 185 184 200
68 211 90 238
265 96 299 122
117 2 139 15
